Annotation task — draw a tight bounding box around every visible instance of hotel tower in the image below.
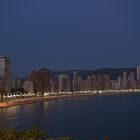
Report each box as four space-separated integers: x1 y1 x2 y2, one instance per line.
0 55 11 93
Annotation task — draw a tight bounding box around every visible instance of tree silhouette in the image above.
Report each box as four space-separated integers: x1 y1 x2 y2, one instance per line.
0 90 6 102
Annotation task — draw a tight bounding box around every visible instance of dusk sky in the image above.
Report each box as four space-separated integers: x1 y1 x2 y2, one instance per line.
0 0 140 76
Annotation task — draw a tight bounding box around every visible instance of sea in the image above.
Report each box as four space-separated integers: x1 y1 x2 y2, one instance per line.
0 93 140 140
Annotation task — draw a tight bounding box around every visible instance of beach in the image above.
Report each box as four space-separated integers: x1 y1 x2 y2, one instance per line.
0 94 95 109
0 91 139 109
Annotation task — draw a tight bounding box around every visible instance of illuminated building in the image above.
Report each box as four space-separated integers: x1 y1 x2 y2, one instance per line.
72 71 78 92
59 74 71 92
123 72 127 89
118 76 123 90
104 75 111 90
77 76 83 91
0 55 11 94
23 80 34 93
30 68 51 95
137 66 140 81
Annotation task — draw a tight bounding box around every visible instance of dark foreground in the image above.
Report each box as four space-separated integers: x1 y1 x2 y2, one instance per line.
0 127 110 140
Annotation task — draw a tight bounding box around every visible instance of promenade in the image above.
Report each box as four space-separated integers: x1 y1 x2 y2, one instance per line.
0 90 139 109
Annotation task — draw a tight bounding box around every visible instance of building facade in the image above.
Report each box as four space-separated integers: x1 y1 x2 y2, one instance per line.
137 66 140 81
0 56 11 93
59 74 71 92
30 68 51 95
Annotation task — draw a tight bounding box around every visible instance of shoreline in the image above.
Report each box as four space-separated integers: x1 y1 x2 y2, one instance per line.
0 91 139 109
0 94 94 109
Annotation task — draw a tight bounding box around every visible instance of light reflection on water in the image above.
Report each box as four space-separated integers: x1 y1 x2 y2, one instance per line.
0 94 140 140
0 102 50 128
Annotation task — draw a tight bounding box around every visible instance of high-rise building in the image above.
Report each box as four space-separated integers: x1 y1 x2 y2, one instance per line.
82 80 87 91
0 55 11 93
87 76 92 91
111 80 118 90
92 75 98 91
30 68 51 95
12 77 22 89
72 71 78 92
59 74 71 92
97 75 105 90
73 71 78 81
129 72 135 81
137 66 140 81
123 72 127 89
118 76 123 90
104 75 111 90
30 70 40 93
128 72 135 89
50 79 59 93
77 76 83 91
23 80 34 93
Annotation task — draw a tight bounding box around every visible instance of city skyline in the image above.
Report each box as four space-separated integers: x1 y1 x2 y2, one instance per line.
1 53 140 108
1 1 140 139
1 0 140 76
0 54 140 77
1 54 140 95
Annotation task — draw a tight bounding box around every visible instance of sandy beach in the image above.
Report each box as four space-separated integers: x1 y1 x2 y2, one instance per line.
0 94 95 109
0 91 139 109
